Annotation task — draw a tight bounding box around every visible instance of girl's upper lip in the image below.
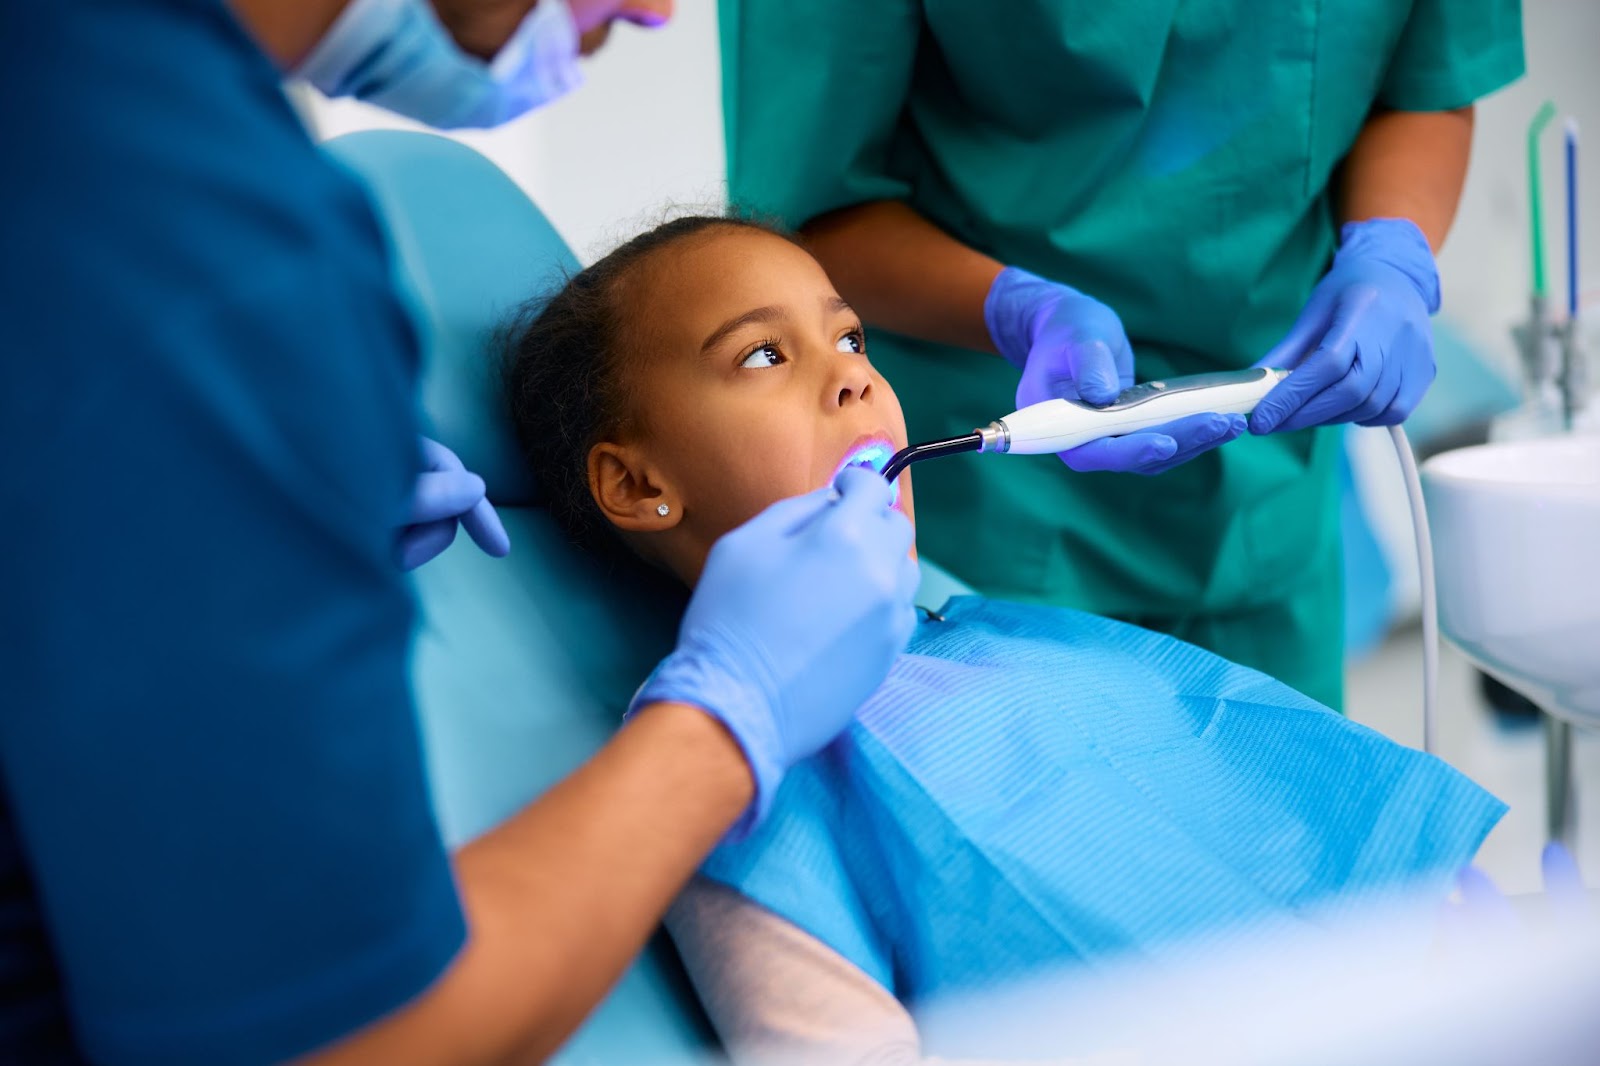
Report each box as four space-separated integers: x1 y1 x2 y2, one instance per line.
835 433 898 477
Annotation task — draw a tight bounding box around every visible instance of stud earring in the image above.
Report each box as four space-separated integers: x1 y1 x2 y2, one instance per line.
657 503 671 517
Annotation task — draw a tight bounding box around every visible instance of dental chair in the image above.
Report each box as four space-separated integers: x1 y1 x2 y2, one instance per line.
325 130 972 1064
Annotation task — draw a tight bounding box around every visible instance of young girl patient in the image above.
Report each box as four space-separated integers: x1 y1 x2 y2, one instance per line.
501 217 1504 1065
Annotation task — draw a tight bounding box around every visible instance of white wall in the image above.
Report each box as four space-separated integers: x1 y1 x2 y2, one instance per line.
1438 0 1600 372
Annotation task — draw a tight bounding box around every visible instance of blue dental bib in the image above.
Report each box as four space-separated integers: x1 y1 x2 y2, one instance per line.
699 597 1504 1001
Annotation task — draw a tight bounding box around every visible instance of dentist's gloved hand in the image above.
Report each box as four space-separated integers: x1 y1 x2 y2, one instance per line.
395 437 512 570
1251 218 1440 434
628 468 919 836
986 267 1244 475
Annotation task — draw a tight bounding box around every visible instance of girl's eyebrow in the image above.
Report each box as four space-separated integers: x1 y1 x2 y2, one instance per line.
699 296 857 356
700 306 783 355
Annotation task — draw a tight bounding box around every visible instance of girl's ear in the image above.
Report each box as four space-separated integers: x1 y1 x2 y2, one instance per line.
589 442 680 531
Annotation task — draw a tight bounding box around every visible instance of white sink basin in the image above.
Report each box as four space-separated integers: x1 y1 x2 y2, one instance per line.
1421 437 1600 726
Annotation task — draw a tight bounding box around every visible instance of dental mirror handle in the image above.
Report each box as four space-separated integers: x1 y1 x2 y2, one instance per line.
978 367 1289 456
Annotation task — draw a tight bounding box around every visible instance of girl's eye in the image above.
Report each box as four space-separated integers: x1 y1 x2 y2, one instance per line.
837 329 866 355
740 343 784 369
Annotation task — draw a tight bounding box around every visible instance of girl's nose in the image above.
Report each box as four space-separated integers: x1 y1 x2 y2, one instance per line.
831 356 873 408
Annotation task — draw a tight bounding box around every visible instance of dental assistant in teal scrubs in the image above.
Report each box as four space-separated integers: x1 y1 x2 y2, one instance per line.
720 1 1524 708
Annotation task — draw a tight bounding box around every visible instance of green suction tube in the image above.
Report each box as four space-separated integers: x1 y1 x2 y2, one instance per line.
1529 101 1557 297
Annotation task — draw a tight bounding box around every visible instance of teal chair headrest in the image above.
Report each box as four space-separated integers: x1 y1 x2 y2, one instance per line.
319 128 974 1065
323 130 712 1061
325 130 572 506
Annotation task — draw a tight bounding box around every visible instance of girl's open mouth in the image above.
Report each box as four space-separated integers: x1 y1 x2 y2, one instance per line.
834 438 903 507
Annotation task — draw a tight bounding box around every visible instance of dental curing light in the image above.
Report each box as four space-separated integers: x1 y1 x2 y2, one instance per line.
880 367 1289 482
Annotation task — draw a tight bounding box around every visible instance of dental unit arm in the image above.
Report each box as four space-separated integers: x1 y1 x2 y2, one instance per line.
880 367 1289 481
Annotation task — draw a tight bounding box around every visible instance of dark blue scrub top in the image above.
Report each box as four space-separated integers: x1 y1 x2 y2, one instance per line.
0 2 465 1062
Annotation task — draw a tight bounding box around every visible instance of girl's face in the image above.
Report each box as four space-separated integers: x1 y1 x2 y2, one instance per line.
588 227 914 584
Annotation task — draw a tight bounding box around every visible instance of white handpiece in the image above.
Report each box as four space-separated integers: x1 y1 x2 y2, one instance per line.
983 368 1290 455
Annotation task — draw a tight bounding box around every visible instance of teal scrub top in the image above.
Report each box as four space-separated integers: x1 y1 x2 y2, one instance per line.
720 1 1524 631
0 2 463 1062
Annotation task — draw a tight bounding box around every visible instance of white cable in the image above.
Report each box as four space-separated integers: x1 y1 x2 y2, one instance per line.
1387 425 1438 754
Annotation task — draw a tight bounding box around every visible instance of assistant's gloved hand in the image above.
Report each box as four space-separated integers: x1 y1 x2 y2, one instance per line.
986 267 1244 475
395 437 512 571
628 467 919 836
1251 218 1440 434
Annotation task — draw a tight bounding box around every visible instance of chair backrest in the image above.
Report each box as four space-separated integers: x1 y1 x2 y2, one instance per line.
326 130 713 1064
327 130 556 505
325 130 976 1064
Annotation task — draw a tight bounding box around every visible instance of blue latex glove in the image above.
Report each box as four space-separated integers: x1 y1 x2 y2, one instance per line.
985 266 1245 475
395 437 512 571
1251 218 1441 434
628 467 920 836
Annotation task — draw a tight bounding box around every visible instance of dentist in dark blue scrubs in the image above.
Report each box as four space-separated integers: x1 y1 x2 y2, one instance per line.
0 3 916 1062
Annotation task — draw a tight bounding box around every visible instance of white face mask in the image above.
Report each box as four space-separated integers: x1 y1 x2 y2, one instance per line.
296 0 585 130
